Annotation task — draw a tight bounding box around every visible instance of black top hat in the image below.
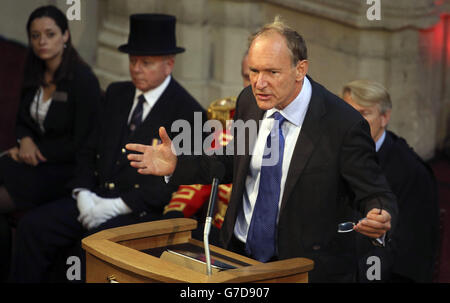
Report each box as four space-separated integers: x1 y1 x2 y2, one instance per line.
118 14 185 56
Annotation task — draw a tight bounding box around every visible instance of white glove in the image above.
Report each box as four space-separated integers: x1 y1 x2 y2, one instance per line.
80 196 132 230
76 190 96 223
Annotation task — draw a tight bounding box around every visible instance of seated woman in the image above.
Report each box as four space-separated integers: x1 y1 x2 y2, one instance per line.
0 5 101 214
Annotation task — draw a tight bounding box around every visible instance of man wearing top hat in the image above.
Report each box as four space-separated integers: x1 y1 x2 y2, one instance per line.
9 14 206 282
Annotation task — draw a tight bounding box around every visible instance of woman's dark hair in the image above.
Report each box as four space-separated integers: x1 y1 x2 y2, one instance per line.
23 5 86 88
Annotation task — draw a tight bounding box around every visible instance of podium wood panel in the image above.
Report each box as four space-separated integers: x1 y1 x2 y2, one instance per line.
82 218 313 283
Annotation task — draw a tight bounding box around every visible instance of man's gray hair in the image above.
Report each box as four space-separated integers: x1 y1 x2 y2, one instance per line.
248 15 307 66
342 80 392 114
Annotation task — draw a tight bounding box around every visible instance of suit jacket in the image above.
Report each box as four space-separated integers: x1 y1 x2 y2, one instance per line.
377 131 439 282
69 78 206 217
15 63 101 163
171 76 398 282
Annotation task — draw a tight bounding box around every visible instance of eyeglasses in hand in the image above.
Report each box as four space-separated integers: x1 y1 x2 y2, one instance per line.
337 199 383 233
337 220 361 233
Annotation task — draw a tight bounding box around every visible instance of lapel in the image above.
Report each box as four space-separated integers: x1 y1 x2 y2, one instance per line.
111 82 136 152
376 131 393 168
225 91 264 228
22 87 42 133
233 97 265 196
279 78 327 215
43 82 69 132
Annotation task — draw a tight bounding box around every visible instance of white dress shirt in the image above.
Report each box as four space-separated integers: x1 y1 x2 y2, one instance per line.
234 77 313 242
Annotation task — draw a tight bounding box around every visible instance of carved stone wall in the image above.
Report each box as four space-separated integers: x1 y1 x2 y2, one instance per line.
1 2 446 158
93 0 449 159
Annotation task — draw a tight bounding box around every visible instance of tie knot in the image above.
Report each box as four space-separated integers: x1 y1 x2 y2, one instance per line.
138 94 146 105
272 111 286 125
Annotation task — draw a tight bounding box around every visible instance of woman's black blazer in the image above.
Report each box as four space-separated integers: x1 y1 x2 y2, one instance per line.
15 63 101 163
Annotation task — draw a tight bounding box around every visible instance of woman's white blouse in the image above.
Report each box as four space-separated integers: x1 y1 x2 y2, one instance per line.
30 87 52 133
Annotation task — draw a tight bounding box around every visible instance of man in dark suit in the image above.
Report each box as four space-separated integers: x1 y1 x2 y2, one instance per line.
9 14 205 282
126 17 397 282
343 80 439 282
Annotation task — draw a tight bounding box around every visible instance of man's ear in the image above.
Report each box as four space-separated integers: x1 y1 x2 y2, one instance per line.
295 60 308 82
381 109 391 128
164 56 175 76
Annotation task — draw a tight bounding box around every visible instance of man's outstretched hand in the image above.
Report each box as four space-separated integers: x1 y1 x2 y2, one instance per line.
126 126 177 176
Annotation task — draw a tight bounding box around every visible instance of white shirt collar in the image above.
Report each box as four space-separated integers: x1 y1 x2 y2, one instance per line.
375 130 386 152
266 76 312 127
134 74 171 107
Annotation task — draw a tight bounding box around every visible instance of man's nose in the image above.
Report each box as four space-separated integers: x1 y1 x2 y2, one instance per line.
255 73 267 89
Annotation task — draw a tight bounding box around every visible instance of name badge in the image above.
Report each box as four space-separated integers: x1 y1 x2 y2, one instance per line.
52 91 68 102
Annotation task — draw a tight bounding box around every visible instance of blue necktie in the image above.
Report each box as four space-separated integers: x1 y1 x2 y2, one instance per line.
245 111 286 262
129 94 146 133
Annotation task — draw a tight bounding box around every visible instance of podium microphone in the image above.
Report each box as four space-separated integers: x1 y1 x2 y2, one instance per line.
204 162 225 276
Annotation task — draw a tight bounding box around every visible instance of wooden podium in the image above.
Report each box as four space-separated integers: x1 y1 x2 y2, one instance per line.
82 218 314 283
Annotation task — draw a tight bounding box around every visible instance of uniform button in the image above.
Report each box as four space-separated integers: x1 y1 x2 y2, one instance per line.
312 245 321 251
94 171 98 176
108 183 115 190
134 184 140 189
96 154 100 159
139 211 147 218
122 148 126 154
116 160 120 165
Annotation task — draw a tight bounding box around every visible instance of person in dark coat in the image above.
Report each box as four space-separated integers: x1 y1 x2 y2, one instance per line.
0 5 100 212
9 13 206 283
343 79 439 282
126 17 398 283
0 5 100 282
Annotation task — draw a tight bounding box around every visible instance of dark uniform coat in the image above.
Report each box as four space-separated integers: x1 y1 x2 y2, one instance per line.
69 78 207 216
378 131 439 282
